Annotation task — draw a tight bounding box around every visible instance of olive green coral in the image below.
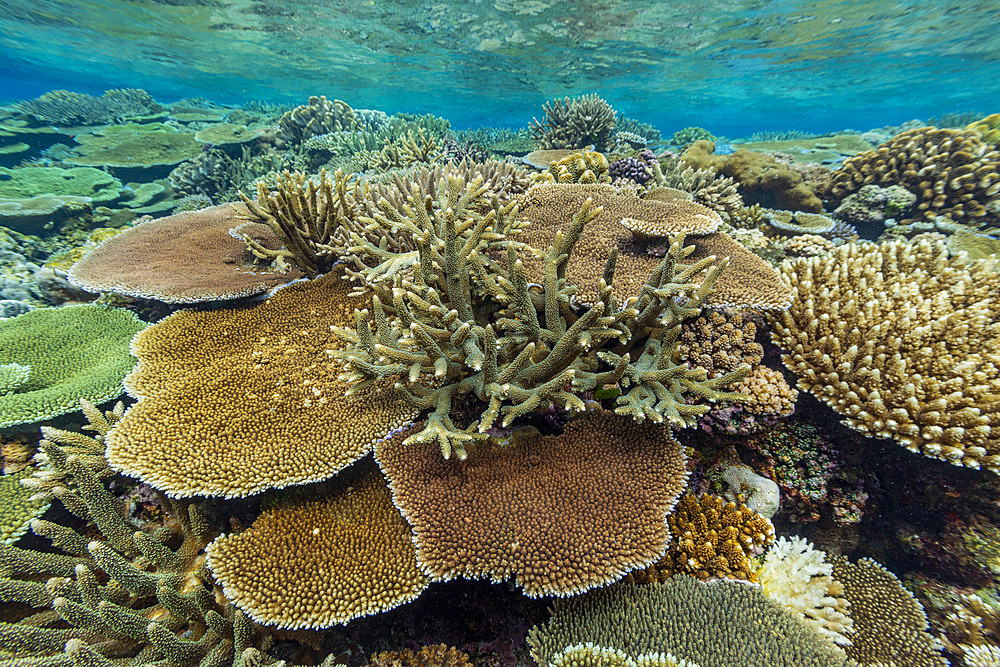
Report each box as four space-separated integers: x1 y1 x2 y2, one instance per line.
530 94 618 152
0 306 147 428
0 467 50 545
528 576 849 667
333 175 747 459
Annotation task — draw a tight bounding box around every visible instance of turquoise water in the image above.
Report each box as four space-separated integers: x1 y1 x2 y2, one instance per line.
1 0 998 133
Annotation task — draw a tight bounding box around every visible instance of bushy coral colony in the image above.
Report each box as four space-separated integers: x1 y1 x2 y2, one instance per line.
1 89 1000 667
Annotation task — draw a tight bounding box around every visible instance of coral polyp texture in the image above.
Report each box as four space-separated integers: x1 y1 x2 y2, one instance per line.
68 203 303 302
631 493 774 583
206 462 428 629
527 576 849 667
550 644 699 667
514 183 788 310
105 273 418 498
0 467 50 544
537 150 611 184
367 644 473 667
829 127 1000 227
275 95 356 145
0 305 146 428
831 557 948 666
530 94 618 151
770 238 1000 473
374 410 688 598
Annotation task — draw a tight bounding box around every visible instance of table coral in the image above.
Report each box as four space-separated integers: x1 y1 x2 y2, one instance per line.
17 88 166 127
64 122 202 172
770 238 1000 474
829 127 1000 228
631 493 774 583
105 273 418 498
831 556 949 666
0 305 146 428
207 461 428 629
67 203 303 302
375 410 688 598
528 576 848 667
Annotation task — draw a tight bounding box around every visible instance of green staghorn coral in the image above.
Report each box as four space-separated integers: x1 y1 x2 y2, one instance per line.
331 175 748 459
0 467 49 545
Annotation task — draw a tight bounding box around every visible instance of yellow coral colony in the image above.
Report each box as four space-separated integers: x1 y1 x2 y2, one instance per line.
770 237 1000 473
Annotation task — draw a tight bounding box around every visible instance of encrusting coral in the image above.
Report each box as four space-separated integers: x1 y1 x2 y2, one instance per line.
629 493 774 583
530 94 618 152
770 237 1000 474
0 305 147 428
331 176 749 458
68 203 303 302
528 575 849 667
374 409 689 598
830 557 948 667
206 461 428 629
105 273 418 498
719 464 782 519
756 536 853 648
829 127 1000 228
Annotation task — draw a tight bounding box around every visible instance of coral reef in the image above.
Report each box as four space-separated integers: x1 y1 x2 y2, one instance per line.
831 557 949 666
784 234 835 256
829 127 1000 228
535 150 611 184
17 88 166 126
530 95 618 152
766 209 836 236
368 644 473 667
832 184 917 236
0 467 50 544
682 141 823 212
105 273 418 498
375 410 688 598
631 493 774 583
756 536 853 647
207 461 428 629
967 113 1000 146
515 183 789 310
670 127 715 147
64 123 202 172
771 238 1000 473
647 160 744 223
0 305 146 428
719 464 782 519
68 203 302 302
333 177 748 458
275 96 356 146
528 576 849 667
609 156 653 185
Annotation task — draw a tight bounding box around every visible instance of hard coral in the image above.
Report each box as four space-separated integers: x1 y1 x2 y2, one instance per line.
771 238 1000 474
537 150 611 184
68 203 303 302
207 461 428 629
334 176 746 458
368 644 473 667
0 305 146 428
530 94 618 152
528 576 848 667
275 95 356 146
551 644 698 667
829 127 1000 228
375 410 688 598
105 273 418 498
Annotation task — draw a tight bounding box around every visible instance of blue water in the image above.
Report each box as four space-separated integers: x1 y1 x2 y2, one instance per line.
1 0 998 134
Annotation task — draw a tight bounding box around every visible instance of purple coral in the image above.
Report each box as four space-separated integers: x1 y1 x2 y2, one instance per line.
609 156 652 185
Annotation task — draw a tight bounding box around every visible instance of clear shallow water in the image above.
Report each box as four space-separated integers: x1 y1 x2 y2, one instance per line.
0 0 998 134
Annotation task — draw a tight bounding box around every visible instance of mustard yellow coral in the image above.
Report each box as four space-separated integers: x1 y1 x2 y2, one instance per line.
206 462 427 629
632 493 774 583
770 238 1000 473
106 273 418 498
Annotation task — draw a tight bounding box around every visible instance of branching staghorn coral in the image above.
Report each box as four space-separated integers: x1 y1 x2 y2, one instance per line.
235 169 372 277
332 175 748 458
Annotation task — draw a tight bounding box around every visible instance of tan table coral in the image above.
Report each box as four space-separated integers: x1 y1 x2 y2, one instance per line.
105 273 418 498
771 237 1000 474
206 462 428 629
374 410 689 598
68 203 302 302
